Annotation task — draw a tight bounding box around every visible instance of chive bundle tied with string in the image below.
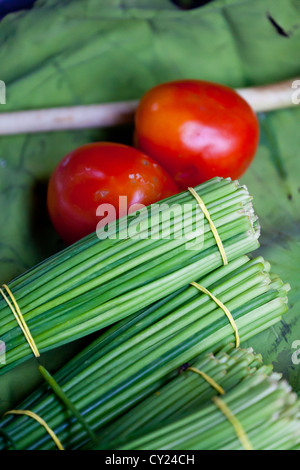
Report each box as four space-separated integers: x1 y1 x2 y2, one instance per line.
0 177 260 373
0 255 290 450
113 371 300 451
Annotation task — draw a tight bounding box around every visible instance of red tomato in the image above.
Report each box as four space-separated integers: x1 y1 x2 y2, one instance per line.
135 80 259 189
47 142 178 245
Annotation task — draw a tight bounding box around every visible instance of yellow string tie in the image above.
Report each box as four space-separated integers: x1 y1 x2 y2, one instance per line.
0 284 40 358
212 396 253 450
4 410 64 450
188 187 228 265
190 281 240 348
187 366 225 395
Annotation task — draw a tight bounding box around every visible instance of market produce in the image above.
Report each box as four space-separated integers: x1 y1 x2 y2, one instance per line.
93 345 272 448
0 256 289 449
0 177 260 374
0 0 299 454
112 371 300 450
47 142 178 245
135 80 260 188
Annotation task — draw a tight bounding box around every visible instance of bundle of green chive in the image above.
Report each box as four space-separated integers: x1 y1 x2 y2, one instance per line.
1 177 299 451
0 254 291 450
0 178 260 373
94 345 273 448
107 370 300 451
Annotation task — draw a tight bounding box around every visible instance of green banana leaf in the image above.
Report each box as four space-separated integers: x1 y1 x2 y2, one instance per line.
0 0 299 414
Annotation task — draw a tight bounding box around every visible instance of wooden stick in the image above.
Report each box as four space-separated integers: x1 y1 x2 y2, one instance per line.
237 77 299 112
0 78 298 136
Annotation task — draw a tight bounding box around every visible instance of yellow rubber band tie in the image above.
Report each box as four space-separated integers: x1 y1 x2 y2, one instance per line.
188 187 228 265
212 396 253 450
0 284 40 358
187 366 225 395
190 281 240 348
4 410 64 450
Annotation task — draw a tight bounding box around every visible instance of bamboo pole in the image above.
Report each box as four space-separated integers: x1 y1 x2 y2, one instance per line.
0 78 298 136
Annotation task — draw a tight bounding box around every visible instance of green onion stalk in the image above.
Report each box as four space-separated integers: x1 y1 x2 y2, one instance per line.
111 371 300 451
0 255 289 450
0 177 260 373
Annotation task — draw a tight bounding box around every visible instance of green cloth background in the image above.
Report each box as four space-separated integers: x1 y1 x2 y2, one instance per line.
0 0 299 412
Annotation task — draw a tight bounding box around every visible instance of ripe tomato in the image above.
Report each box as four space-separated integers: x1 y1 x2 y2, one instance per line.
135 80 259 189
47 142 178 245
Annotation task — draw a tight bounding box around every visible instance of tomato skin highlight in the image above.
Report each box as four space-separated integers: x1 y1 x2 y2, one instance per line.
47 142 178 245
135 80 260 189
